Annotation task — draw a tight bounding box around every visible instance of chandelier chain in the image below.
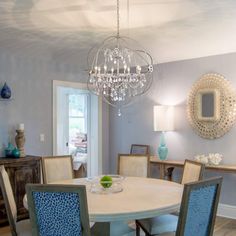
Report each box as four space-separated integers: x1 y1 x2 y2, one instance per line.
117 0 120 37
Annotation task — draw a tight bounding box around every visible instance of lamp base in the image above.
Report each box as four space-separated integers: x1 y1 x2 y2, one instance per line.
157 132 168 160
158 145 168 160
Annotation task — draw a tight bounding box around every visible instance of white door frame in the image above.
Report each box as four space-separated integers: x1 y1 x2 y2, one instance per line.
52 80 103 176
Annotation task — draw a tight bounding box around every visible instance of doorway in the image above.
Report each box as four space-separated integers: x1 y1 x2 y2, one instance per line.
53 80 102 177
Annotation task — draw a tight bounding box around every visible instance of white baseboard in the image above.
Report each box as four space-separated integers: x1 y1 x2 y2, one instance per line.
217 203 236 219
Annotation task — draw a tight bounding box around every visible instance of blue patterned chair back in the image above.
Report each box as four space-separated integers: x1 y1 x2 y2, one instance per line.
26 184 91 236
176 177 222 236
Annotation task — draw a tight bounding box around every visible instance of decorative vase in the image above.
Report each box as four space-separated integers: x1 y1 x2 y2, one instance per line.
12 148 20 158
5 143 14 157
15 130 26 157
158 132 168 160
1 82 11 99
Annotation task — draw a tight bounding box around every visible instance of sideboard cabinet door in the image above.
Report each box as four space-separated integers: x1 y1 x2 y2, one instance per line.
0 156 41 225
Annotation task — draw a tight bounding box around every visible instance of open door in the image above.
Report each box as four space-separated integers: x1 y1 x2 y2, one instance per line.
53 80 102 177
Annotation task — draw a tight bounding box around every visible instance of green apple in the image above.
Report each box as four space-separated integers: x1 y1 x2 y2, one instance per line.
100 175 113 188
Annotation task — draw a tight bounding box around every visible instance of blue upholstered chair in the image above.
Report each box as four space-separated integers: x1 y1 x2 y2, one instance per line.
26 184 91 236
136 159 205 236
136 177 222 236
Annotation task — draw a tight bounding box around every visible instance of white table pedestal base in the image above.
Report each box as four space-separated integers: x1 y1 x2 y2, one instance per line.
92 221 135 236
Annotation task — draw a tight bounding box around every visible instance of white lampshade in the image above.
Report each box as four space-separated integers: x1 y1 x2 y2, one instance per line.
153 105 174 131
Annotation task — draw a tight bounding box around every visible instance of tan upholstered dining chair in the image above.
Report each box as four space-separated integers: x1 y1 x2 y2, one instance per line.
135 159 205 236
0 165 31 236
181 159 205 184
42 155 74 184
118 154 150 177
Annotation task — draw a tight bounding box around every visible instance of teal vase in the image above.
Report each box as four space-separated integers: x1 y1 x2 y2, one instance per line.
158 132 168 160
12 148 20 158
5 143 14 157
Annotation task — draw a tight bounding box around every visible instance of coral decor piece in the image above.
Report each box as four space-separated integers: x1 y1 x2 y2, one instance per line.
208 153 223 165
194 154 209 164
194 153 222 165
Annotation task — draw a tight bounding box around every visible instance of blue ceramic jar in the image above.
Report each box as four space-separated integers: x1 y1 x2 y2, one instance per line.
1 82 11 99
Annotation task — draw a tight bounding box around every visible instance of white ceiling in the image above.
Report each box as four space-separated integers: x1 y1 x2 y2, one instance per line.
1 0 236 67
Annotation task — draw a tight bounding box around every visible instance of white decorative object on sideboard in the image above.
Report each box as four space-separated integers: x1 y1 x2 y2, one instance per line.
208 153 223 165
194 154 209 164
194 153 223 165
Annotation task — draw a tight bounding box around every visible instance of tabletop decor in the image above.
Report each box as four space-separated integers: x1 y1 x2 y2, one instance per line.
87 0 153 115
15 123 26 157
5 143 20 158
194 153 223 165
194 154 209 164
87 175 124 194
100 175 113 188
154 105 174 160
12 148 20 158
208 153 223 165
0 82 11 99
5 142 15 157
187 73 236 139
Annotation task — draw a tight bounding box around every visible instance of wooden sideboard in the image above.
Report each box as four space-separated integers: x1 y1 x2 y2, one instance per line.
0 156 41 225
150 156 236 181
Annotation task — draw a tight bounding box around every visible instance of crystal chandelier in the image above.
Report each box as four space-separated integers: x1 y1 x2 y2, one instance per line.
87 0 153 114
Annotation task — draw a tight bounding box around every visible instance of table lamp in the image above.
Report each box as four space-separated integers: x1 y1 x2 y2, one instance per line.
153 105 174 160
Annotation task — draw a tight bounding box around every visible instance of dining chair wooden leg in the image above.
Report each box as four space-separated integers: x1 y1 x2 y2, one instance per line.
136 220 153 236
135 220 140 236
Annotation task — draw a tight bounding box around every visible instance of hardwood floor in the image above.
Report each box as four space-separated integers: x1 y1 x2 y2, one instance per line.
0 225 11 236
214 217 236 236
0 217 235 235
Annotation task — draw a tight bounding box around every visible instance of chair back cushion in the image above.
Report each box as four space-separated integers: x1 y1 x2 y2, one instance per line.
42 156 74 184
0 165 17 232
177 177 222 236
181 160 205 184
118 154 149 177
26 184 91 236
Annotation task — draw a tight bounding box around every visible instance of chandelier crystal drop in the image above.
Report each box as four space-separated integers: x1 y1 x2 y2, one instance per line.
87 0 153 111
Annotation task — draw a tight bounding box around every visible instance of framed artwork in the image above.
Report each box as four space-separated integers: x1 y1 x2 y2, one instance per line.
130 144 150 155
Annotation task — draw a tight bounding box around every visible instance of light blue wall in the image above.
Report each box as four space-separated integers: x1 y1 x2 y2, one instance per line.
110 52 236 205
0 51 110 173
2 49 236 205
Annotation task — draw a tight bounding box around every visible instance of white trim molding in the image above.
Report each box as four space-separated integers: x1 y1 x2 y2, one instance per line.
217 203 236 219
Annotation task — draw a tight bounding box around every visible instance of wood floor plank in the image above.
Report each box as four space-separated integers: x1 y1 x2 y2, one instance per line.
0 226 11 236
214 216 232 232
214 219 236 236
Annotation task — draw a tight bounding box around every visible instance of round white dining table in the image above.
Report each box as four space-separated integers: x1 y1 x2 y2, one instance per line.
24 177 183 236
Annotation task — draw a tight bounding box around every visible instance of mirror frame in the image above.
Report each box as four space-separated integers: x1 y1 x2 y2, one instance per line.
187 73 236 139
